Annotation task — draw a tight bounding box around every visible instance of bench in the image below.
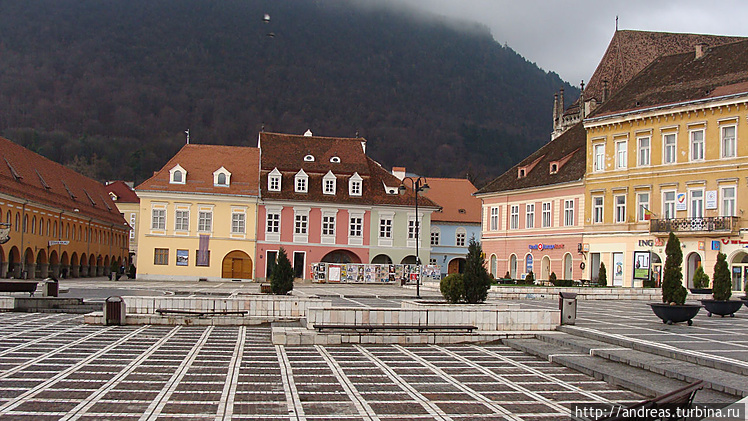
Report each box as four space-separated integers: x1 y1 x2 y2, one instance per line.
156 309 249 317
0 280 38 296
312 324 477 333
596 380 703 421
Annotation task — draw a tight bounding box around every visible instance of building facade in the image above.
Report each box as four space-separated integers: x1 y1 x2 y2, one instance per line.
135 144 260 281
583 40 748 290
106 181 140 266
0 136 129 279
256 132 438 281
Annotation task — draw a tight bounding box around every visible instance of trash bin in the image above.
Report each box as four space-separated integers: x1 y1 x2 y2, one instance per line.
104 296 126 326
43 278 59 297
110 272 117 281
559 292 577 325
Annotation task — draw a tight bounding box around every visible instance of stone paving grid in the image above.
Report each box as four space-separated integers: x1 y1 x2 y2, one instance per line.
0 312 643 420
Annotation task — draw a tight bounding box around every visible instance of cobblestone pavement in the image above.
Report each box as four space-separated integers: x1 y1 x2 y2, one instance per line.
0 312 642 420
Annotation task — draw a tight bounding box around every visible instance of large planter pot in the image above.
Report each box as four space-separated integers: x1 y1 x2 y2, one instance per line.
649 303 702 326
700 299 743 317
741 296 748 308
689 288 712 295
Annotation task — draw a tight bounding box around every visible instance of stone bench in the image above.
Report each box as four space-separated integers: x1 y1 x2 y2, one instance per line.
312 324 477 333
0 280 38 296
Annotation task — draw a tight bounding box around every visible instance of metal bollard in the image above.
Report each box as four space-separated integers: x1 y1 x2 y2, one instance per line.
559 292 577 325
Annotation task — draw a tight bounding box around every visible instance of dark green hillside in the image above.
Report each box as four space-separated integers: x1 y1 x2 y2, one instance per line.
0 0 578 185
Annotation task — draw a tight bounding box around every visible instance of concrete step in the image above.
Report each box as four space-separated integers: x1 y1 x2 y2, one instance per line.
503 337 736 404
559 325 748 377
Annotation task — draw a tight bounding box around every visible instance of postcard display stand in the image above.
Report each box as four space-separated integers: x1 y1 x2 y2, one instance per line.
311 263 441 284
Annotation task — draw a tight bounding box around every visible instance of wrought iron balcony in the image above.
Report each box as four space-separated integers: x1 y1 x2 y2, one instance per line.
649 216 739 234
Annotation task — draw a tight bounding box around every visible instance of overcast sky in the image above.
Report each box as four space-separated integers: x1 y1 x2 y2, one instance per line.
389 0 748 86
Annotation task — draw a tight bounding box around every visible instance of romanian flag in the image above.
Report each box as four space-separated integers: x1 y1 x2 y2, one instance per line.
643 207 653 220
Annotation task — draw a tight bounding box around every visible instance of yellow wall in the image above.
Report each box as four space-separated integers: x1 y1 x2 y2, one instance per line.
136 191 258 281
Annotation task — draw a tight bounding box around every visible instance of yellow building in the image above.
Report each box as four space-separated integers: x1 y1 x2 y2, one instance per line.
583 40 748 291
106 181 140 266
135 144 260 281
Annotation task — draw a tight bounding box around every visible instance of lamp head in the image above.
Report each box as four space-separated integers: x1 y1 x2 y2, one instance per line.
419 183 430 193
398 184 407 195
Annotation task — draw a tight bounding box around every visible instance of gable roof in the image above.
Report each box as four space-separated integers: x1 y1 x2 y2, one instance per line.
105 181 139 203
422 178 480 223
589 39 748 118
136 144 260 197
475 122 586 195
0 136 125 226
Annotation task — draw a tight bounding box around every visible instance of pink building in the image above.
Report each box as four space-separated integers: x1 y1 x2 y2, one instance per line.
475 123 586 281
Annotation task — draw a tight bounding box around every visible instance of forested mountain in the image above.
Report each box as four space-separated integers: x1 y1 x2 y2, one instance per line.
0 0 578 186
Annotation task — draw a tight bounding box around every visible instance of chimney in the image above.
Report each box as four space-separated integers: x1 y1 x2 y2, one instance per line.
392 167 406 180
552 93 559 129
695 43 707 59
602 80 609 103
558 88 564 122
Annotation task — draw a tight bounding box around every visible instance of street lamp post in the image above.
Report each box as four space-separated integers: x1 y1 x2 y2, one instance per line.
399 176 429 298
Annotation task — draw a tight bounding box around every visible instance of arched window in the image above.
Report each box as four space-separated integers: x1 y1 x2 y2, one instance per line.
24 215 28 233
66 223 70 239
217 173 226 185
46 220 50 236
31 216 36 234
490 255 497 277
173 170 182 183
53 221 58 238
6 210 10 224
15 213 20 232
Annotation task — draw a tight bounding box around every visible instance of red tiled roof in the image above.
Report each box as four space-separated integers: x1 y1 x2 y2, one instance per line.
0 136 126 226
591 39 748 117
105 181 139 203
422 178 480 223
136 144 260 197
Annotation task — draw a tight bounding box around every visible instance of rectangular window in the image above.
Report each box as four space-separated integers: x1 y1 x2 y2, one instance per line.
295 177 307 193
542 202 552 228
594 143 605 172
564 200 575 226
175 210 189 231
349 180 362 196
198 211 212 232
593 196 603 224
721 186 736 217
638 136 650 166
615 195 626 223
379 218 392 238
490 207 499 231
154 248 169 265
349 216 362 237
510 205 519 229
269 176 280 191
637 192 650 222
525 203 535 229
195 250 210 267
722 125 736 158
690 189 704 219
456 232 466 247
663 133 677 164
431 230 440 246
615 140 627 169
324 179 335 194
690 129 704 161
408 219 419 240
322 215 335 236
294 213 308 234
231 213 245 234
151 209 165 230
266 212 280 233
663 191 676 220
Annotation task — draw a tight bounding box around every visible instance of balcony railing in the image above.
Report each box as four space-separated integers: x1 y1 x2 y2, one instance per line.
649 216 739 234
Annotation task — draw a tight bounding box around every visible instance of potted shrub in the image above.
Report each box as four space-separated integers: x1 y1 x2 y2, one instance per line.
270 247 294 295
597 262 607 287
689 266 711 294
525 271 535 285
701 253 743 317
440 273 464 304
649 232 701 325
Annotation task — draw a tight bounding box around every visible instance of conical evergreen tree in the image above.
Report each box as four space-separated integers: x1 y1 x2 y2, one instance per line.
271 247 294 295
598 262 607 287
712 252 731 301
662 232 687 304
463 237 492 303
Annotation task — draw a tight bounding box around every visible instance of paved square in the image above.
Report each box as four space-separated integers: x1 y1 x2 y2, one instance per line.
0 312 643 420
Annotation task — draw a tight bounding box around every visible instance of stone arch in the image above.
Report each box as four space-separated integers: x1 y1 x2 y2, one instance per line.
49 250 60 278
89 254 96 277
371 254 392 264
563 252 573 280
490 254 497 277
509 254 518 279
79 253 87 278
401 255 417 265
524 253 534 276
685 252 702 289
321 249 362 264
8 246 21 278
35 249 48 279
728 250 748 292
540 255 551 281
447 257 466 274
70 252 79 278
96 254 104 276
222 250 253 279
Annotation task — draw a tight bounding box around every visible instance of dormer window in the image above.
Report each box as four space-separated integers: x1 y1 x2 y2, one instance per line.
295 169 308 193
323 170 336 195
213 166 231 187
268 168 281 192
518 168 526 178
330 156 341 163
349 172 363 196
169 164 187 184
304 154 315 162
550 163 558 174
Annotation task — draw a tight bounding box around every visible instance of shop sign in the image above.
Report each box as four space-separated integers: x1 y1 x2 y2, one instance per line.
711 241 720 251
48 240 69 246
675 193 687 211
705 191 718 209
698 241 705 251
528 243 565 251
633 251 650 280
721 238 748 245
638 240 654 247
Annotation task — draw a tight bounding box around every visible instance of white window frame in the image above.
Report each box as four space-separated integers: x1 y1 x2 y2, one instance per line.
231 212 246 234
663 190 676 220
430 226 440 246
542 202 552 228
509 205 519 230
564 199 575 226
490 207 499 231
690 129 705 161
663 133 677 164
213 166 231 187
321 210 336 244
198 210 213 232
593 143 605 172
151 208 166 230
593 196 603 224
294 169 308 193
169 164 186 184
637 192 650 222
637 136 651 166
293 208 310 243
721 125 737 158
455 228 467 247
525 203 534 229
615 195 626 223
615 140 627 169
720 185 737 217
175 209 189 232
268 168 282 192
348 211 364 246
323 171 336 195
378 212 394 247
349 172 363 197
689 188 704 219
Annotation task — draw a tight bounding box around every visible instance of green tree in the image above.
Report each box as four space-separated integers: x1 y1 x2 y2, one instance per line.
598 262 607 287
549 272 557 283
712 252 731 301
440 273 464 304
463 237 492 303
662 232 687 305
270 247 294 295
525 271 535 284
692 266 709 289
